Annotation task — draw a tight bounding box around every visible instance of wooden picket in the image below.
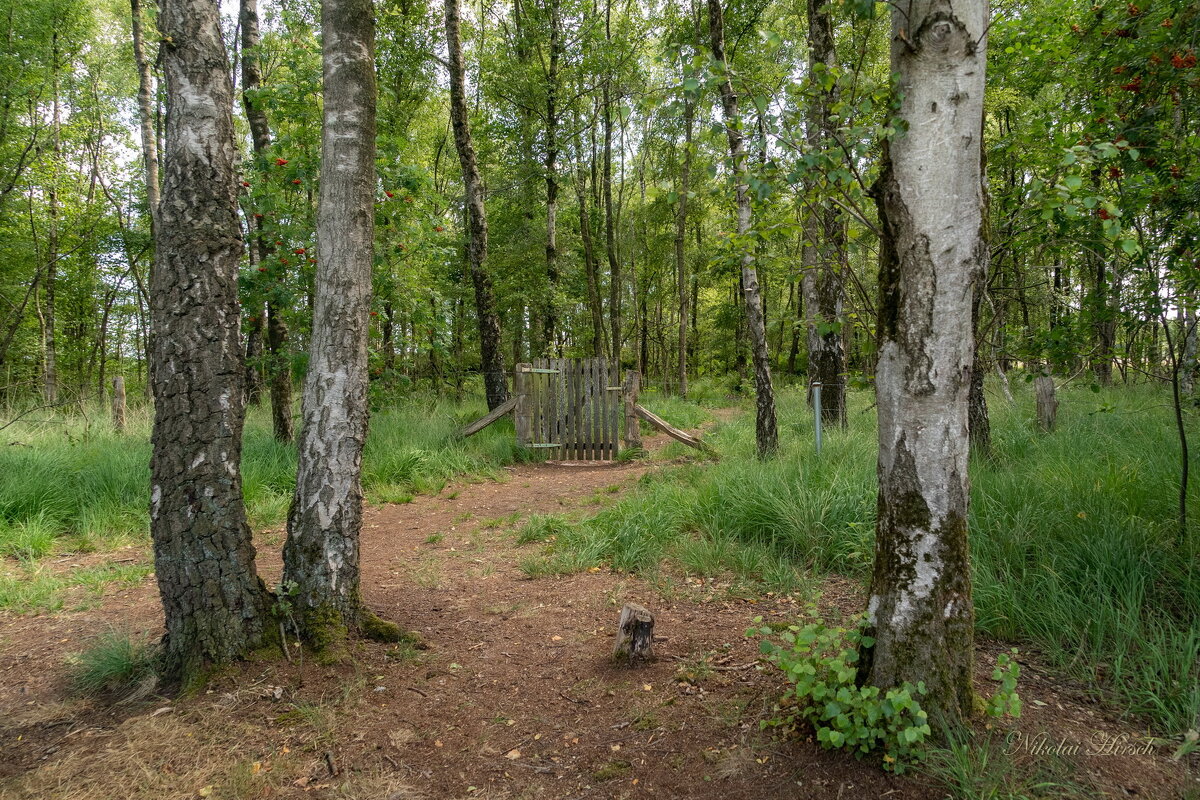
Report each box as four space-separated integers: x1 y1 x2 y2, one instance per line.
462 361 713 459
518 358 619 461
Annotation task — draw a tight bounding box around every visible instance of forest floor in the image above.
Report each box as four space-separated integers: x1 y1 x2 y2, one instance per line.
0 419 1196 799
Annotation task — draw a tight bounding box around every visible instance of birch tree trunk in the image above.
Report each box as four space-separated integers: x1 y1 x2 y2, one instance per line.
151 0 271 683
708 0 778 457
130 0 160 226
240 0 295 443
802 0 846 428
859 0 988 728
283 0 402 652
445 0 508 410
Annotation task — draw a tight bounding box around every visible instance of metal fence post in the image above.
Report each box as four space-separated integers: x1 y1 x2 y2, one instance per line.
812 380 823 455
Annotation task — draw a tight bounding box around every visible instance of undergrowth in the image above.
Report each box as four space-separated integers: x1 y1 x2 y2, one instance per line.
0 394 529 610
521 382 1200 734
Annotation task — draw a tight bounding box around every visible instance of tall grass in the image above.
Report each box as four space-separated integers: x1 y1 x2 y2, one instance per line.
0 394 528 566
529 383 1200 733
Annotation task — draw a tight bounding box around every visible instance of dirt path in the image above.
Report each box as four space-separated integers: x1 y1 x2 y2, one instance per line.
0 426 1194 799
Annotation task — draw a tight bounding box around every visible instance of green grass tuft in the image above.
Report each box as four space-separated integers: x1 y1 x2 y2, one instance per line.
68 629 159 698
515 514 571 544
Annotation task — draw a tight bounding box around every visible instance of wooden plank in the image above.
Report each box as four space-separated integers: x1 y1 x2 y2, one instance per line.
602 359 613 460
546 357 559 458
568 358 580 460
609 361 619 459
532 358 545 447
460 395 519 437
585 358 597 460
578 359 587 459
583 357 592 460
561 359 572 459
542 359 549 453
595 359 604 460
634 404 718 458
551 358 563 460
529 359 539 445
514 363 531 445
598 359 608 459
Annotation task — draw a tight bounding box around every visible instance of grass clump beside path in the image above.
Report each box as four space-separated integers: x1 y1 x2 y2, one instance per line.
523 383 1200 734
0 394 530 611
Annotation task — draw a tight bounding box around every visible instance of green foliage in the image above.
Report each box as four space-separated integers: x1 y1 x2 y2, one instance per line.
68 629 159 698
986 649 1023 719
752 614 931 772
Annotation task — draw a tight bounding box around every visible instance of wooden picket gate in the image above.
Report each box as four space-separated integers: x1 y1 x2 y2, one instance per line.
459 359 714 460
514 358 621 461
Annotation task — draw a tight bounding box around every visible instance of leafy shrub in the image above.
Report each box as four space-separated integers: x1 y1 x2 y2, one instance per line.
985 649 1022 719
751 614 931 772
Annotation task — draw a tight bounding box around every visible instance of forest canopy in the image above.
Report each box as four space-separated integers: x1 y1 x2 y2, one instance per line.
1 0 1195 406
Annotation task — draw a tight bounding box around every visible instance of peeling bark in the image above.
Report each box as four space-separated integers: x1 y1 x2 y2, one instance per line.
130 0 160 224
151 0 271 683
284 0 396 652
859 0 988 728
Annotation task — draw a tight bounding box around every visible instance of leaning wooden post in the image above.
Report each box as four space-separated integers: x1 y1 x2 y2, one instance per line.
623 370 642 451
514 363 531 446
612 602 654 665
1035 376 1058 432
111 375 126 434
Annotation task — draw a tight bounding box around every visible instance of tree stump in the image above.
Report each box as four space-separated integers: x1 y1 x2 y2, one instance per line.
1035 376 1058 432
612 602 654 665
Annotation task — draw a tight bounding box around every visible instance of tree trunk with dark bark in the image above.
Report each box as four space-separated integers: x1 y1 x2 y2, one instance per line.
151 0 272 684
283 0 403 654
245 308 264 406
574 115 606 358
802 0 846 428
858 0 987 729
542 0 561 357
675 95 694 398
240 0 294 443
604 84 621 364
708 0 778 457
44 32 61 406
445 0 507 410
968 282 991 454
